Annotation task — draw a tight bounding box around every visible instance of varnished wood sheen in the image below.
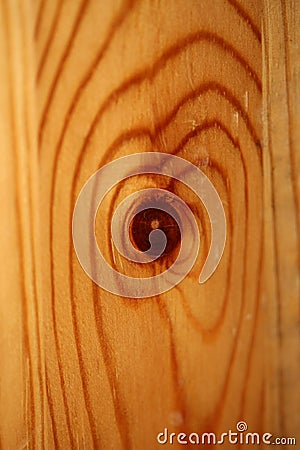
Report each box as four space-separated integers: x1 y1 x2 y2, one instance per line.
0 0 299 448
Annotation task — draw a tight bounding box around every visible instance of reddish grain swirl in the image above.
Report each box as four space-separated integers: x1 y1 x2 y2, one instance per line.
36 1 264 448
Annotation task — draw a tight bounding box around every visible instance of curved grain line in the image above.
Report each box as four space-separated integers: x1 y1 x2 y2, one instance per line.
103 122 236 298
62 84 259 441
104 121 246 333
65 35 262 170
93 109 259 428
48 47 263 427
73 123 236 447
75 81 261 179
36 0 64 81
183 134 263 426
38 0 89 145
77 121 250 443
49 23 262 444
103 121 243 269
74 81 261 311
227 0 261 42
170 125 249 343
70 81 259 312
83 81 261 175
158 162 231 437
60 83 262 262
108 159 233 437
173 130 243 335
39 27 262 151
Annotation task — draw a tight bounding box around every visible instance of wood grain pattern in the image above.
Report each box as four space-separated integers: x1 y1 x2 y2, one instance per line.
0 0 299 448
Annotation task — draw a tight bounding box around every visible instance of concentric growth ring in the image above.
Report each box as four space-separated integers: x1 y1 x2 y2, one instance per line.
72 152 226 298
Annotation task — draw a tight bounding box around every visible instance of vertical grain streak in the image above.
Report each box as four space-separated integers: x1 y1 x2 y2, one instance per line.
156 299 188 426
38 0 89 145
239 231 264 418
34 0 45 39
39 3 91 441
45 366 60 450
1 1 36 446
68 292 101 448
91 285 132 449
47 290 76 447
281 0 300 292
262 17 284 433
212 202 248 425
20 2 45 446
47 3 137 445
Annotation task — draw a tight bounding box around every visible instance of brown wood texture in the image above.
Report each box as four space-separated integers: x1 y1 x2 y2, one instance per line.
0 0 299 448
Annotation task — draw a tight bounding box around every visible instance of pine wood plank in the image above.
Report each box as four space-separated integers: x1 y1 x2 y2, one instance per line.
0 1 299 448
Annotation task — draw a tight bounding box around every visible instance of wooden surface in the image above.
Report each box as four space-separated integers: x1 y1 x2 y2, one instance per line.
0 0 299 448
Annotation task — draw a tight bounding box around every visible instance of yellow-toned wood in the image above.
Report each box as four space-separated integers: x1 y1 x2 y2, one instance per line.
0 0 299 448
0 1 44 448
